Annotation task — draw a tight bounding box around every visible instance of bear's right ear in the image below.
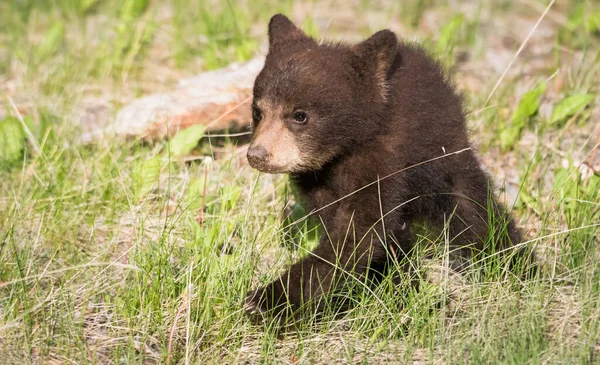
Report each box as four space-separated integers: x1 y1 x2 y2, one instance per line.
268 14 309 48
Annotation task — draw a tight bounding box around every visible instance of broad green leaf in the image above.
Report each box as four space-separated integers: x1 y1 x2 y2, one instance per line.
550 94 595 125
500 126 521 151
132 156 161 200
0 116 26 168
35 22 65 62
512 82 546 126
186 177 207 211
501 81 546 151
168 124 205 158
436 15 464 54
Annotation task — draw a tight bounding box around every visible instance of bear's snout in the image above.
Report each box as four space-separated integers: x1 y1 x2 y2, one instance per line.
247 145 269 169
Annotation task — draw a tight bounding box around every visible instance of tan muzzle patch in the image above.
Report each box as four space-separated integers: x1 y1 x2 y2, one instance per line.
247 115 303 174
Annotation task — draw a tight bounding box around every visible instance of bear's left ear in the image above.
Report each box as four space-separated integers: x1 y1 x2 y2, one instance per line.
268 14 309 48
352 30 398 91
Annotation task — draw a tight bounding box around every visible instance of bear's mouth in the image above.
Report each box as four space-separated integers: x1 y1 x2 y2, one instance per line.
249 162 283 174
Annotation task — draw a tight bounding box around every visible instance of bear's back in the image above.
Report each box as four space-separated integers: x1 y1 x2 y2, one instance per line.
387 43 469 158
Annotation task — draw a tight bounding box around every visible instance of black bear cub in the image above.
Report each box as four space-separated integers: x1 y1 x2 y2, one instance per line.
245 14 530 322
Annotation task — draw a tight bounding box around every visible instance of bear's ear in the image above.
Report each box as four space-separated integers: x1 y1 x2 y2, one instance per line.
352 30 398 93
268 14 308 48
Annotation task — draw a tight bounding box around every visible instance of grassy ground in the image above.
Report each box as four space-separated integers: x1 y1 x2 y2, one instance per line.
1 0 600 363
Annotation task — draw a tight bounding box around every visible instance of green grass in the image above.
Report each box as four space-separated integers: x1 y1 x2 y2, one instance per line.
1 0 600 363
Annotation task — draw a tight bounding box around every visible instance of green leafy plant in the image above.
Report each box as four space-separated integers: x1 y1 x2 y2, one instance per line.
549 93 595 126
0 116 27 168
34 21 65 63
500 81 546 151
435 14 464 57
186 176 208 211
168 124 206 158
554 166 600 268
131 124 206 200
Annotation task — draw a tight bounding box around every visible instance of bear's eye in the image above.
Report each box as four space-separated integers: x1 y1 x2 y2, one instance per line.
252 105 262 125
292 111 308 124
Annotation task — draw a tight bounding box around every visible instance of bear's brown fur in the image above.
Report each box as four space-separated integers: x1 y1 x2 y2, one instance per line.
245 14 532 323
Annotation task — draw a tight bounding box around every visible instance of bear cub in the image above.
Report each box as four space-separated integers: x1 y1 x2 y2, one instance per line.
245 14 531 322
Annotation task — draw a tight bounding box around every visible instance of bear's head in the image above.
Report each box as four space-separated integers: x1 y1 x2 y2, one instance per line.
247 14 399 174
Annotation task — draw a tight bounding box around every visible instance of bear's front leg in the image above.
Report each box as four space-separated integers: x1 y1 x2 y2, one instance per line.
244 244 343 322
244 214 391 323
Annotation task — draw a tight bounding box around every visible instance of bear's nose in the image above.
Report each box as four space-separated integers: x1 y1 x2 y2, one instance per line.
247 145 269 167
